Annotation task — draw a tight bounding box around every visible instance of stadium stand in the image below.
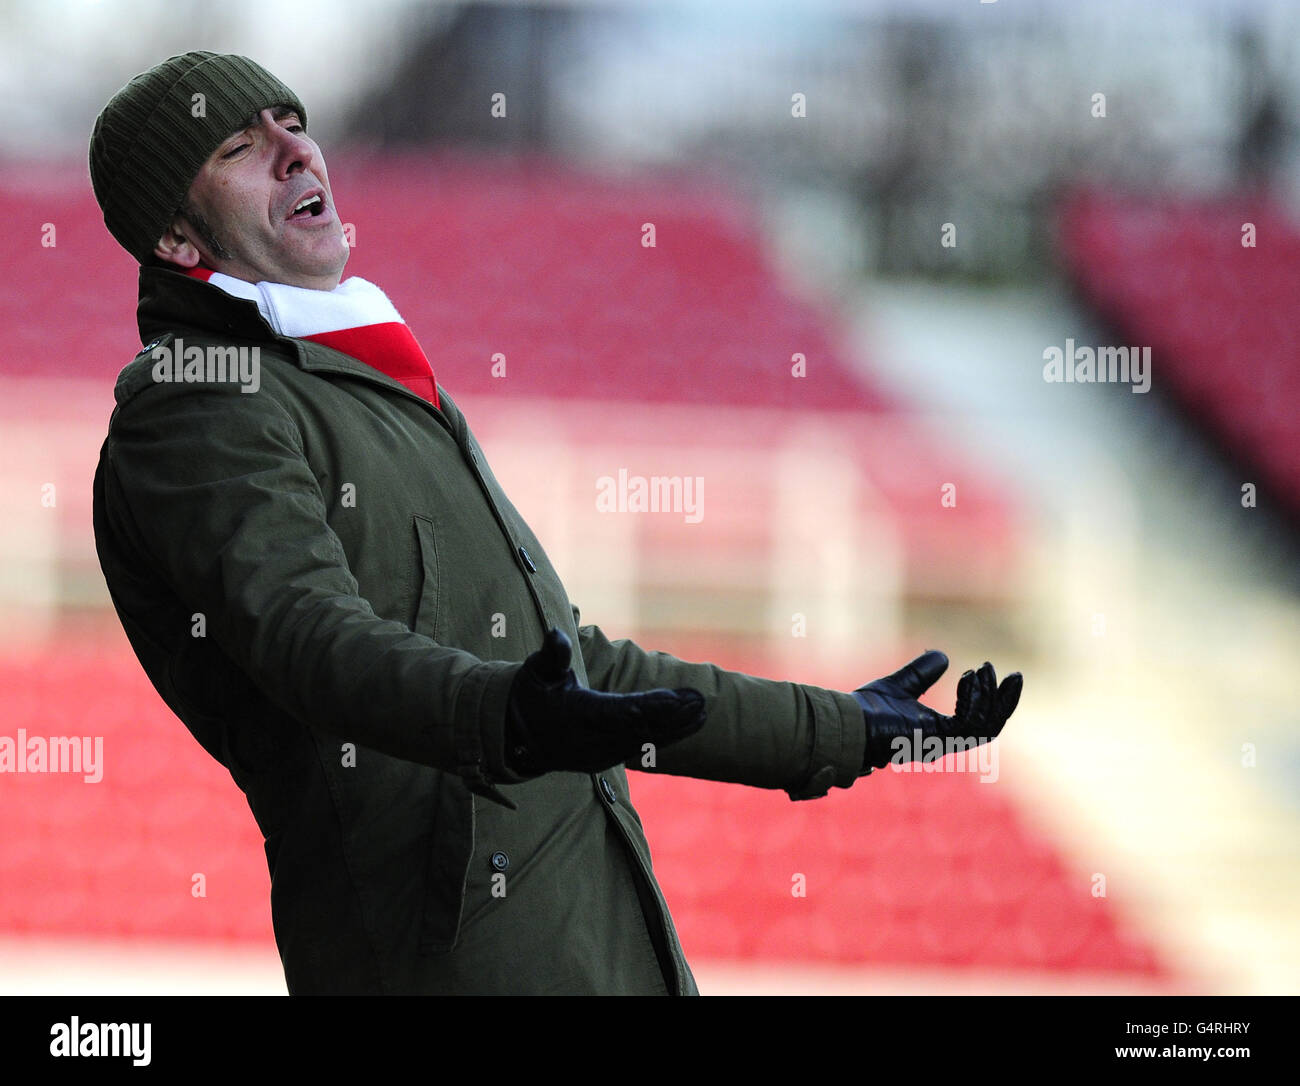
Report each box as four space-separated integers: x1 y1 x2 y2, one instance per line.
1056 185 1300 517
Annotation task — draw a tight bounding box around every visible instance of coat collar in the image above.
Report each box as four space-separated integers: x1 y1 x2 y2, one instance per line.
134 263 456 429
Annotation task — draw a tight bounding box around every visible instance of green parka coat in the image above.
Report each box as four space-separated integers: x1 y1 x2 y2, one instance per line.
92 265 868 995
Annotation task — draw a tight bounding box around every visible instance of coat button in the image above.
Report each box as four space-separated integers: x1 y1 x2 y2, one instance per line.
599 777 617 805
490 850 509 872
518 545 537 573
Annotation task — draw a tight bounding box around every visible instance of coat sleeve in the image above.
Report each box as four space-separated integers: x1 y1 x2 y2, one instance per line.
97 376 525 802
571 605 866 800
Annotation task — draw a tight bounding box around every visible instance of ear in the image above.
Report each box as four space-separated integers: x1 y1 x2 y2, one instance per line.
152 215 202 269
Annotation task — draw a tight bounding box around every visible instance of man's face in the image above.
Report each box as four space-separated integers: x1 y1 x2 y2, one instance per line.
155 105 348 290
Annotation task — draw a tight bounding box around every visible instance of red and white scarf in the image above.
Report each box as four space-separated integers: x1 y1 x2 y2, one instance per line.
185 267 439 409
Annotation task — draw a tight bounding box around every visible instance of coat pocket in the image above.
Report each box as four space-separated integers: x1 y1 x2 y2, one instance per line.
419 768 476 955
411 514 441 641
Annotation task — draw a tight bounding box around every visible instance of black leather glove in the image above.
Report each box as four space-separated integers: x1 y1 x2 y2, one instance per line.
853 650 1021 772
505 627 707 776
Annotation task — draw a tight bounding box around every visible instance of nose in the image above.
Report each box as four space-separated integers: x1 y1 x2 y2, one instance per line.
260 107 314 178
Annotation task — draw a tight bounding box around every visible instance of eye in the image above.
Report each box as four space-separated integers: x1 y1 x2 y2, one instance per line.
221 143 249 159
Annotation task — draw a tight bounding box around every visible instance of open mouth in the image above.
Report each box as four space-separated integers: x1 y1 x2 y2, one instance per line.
287 192 325 221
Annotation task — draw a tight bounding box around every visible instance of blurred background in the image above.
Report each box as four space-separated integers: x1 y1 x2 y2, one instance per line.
0 0 1297 995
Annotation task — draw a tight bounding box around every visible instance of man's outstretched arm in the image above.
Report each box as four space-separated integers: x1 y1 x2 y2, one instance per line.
571 606 1021 800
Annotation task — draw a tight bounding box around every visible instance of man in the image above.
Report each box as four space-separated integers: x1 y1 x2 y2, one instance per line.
89 52 1023 996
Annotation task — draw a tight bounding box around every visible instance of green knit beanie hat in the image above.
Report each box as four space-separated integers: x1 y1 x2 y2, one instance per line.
89 51 307 262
